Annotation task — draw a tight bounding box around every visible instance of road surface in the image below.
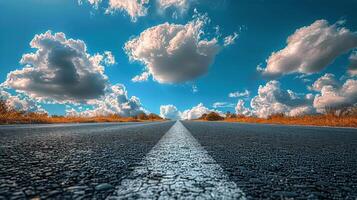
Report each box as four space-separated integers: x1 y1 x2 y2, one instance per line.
0 121 356 199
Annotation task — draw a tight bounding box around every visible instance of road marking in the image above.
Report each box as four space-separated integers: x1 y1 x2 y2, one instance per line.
109 120 246 199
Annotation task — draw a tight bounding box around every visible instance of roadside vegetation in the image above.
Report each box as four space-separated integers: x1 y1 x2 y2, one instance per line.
0 99 163 124
198 107 357 128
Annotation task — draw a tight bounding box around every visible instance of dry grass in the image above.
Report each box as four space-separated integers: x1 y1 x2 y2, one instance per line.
0 100 164 125
224 114 357 128
198 109 357 128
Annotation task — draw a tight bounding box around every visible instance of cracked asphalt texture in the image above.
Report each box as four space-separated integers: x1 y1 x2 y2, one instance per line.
0 120 356 199
0 122 174 199
182 121 357 199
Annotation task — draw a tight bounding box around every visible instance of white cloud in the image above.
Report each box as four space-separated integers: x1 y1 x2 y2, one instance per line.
4 31 110 104
80 0 149 22
0 88 46 113
181 103 223 120
223 32 238 47
259 20 357 78
160 104 180 119
235 99 252 116
312 74 357 112
1 32 146 117
106 0 149 22
159 103 223 120
212 102 234 108
78 0 102 9
132 71 150 82
103 51 116 65
124 14 221 83
66 84 146 117
66 107 80 117
181 103 210 120
228 89 250 98
233 76 357 117
309 73 339 91
157 0 191 14
250 81 314 118
348 51 357 76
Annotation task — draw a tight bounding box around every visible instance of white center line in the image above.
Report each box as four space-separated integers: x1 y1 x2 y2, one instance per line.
108 120 246 199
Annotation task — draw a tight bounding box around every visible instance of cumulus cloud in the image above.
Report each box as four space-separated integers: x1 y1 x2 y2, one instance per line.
159 103 223 120
250 81 314 118
235 99 252 116
309 73 339 91
160 104 181 119
312 74 357 112
181 103 223 120
124 14 221 83
181 103 211 120
66 84 145 117
0 88 46 113
259 20 357 78
132 71 150 82
106 0 149 22
223 32 238 47
234 76 357 117
80 0 149 22
348 51 357 76
212 102 234 108
4 31 110 104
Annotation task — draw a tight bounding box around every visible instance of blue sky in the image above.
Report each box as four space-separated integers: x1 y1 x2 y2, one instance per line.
1 0 357 119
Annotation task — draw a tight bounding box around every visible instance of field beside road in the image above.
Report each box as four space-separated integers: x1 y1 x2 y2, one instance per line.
0 99 163 124
224 113 357 128
198 111 357 128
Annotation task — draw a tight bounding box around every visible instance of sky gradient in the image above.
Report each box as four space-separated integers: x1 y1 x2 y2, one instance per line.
1 0 357 119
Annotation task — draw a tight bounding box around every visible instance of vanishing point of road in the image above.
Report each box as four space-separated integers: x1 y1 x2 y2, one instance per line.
0 121 356 199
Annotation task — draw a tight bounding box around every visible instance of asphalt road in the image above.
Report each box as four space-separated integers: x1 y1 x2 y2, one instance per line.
182 121 357 199
0 121 356 199
0 122 174 199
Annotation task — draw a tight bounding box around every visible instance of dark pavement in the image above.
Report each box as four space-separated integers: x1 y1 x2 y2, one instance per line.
182 121 357 199
1 121 356 199
0 122 174 199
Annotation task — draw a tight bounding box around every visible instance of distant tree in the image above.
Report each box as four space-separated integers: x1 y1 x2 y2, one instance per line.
267 113 285 119
325 104 357 117
202 112 224 121
148 113 163 120
0 99 7 114
198 113 208 120
51 115 64 118
136 113 149 120
225 111 238 119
